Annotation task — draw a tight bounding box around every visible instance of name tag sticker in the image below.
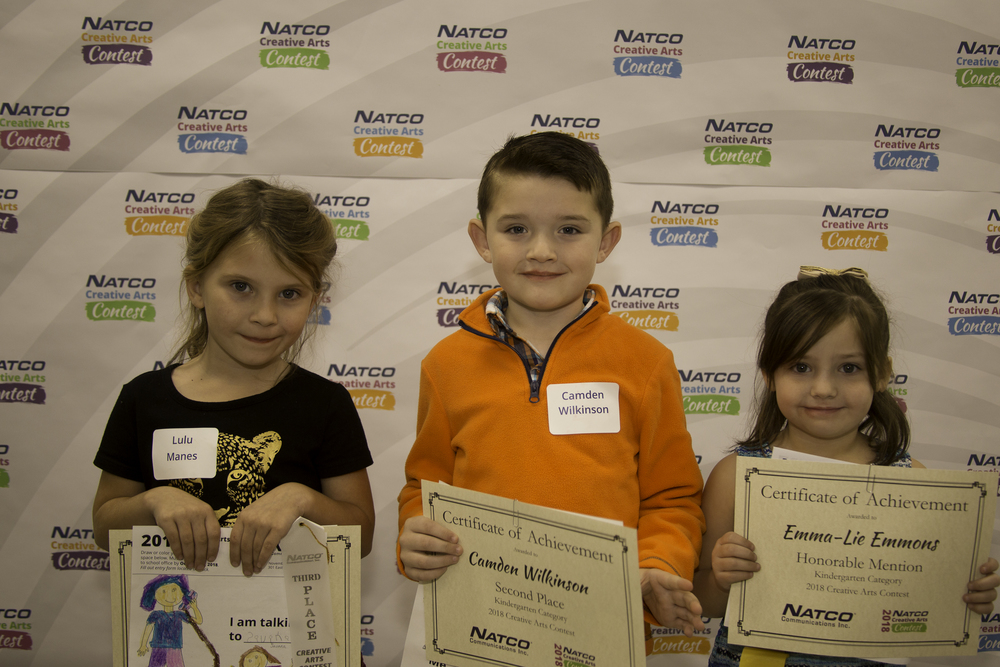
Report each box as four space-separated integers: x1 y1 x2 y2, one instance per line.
546 382 620 435
151 427 218 480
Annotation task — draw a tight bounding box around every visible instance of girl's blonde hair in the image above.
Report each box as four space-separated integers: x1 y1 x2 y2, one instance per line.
169 178 337 365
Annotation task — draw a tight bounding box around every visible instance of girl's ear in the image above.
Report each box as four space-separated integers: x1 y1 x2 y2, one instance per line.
186 278 205 309
876 355 893 392
763 372 774 391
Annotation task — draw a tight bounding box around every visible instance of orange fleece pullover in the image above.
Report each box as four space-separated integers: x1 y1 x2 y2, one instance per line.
398 285 704 580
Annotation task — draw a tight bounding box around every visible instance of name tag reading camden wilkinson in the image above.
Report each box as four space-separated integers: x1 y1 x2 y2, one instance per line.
546 382 620 435
727 458 997 658
421 481 644 667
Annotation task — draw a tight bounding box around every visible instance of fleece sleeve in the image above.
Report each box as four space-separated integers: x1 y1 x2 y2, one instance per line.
396 357 458 572
635 347 705 581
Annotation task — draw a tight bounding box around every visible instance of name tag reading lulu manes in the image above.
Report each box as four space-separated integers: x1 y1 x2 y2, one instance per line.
546 382 620 435
151 427 218 480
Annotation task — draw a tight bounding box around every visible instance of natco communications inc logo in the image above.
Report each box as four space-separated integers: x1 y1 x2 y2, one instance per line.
649 201 719 248
435 25 507 73
703 119 772 167
123 189 195 236
819 205 888 252
84 275 157 322
0 188 19 234
609 284 680 332
328 364 396 410
0 103 70 152
0 360 46 406
259 22 330 70
352 111 424 159
612 29 683 79
785 35 855 84
947 290 1000 336
80 16 153 65
955 41 1000 88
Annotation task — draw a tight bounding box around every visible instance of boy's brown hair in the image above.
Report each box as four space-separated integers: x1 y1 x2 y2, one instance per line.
477 132 613 227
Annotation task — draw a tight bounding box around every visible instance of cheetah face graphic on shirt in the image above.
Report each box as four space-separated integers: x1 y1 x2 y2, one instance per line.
169 430 282 526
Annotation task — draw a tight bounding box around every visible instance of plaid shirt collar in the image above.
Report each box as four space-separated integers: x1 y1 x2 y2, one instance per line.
484 288 596 359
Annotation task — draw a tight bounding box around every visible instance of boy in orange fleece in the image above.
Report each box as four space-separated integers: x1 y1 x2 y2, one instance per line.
397 132 705 634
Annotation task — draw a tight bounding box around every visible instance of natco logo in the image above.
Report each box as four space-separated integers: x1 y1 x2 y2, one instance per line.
680 369 741 416
0 104 70 152
470 626 530 656
947 291 1000 336
882 609 928 634
650 201 719 247
328 364 396 410
986 209 1000 255
703 119 772 167
0 188 19 234
353 111 423 159
314 192 371 240
786 36 855 84
259 22 330 70
0 608 33 651
124 189 195 236
613 29 683 79
51 526 109 571
81 17 153 66
177 107 248 155
0 360 46 405
436 282 497 328
955 41 1000 88
530 115 600 146
436 25 507 73
873 125 939 172
610 285 679 332
85 275 157 322
820 205 888 252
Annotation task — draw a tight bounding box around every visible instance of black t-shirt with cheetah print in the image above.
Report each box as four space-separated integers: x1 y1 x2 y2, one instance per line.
95 364 372 526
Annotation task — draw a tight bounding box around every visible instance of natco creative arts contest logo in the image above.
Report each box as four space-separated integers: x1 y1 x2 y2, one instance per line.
84 274 157 322
872 124 939 173
703 119 772 167
0 607 33 652
0 359 47 406
649 200 719 248
176 106 248 155
51 525 109 572
612 29 683 79
818 204 889 252
80 16 153 66
947 289 1000 337
435 282 498 328
986 208 1000 255
0 103 71 152
259 21 331 70
785 35 855 84
435 25 507 73
609 284 680 333
0 188 19 234
328 363 396 411
679 369 741 417
352 111 424 159
955 40 1000 88
123 188 195 236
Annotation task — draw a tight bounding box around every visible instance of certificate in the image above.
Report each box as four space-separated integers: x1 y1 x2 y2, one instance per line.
727 458 997 657
108 523 361 667
421 481 645 667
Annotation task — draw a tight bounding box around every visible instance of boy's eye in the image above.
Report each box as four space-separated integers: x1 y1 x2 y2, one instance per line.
505 225 527 235
842 363 861 373
559 226 581 235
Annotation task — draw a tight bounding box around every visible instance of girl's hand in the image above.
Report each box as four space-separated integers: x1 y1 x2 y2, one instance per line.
143 486 221 571
964 558 1000 615
230 483 309 576
399 516 462 582
640 568 704 636
711 531 760 591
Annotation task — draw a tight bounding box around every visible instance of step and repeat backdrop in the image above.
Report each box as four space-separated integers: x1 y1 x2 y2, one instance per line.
1 1 998 666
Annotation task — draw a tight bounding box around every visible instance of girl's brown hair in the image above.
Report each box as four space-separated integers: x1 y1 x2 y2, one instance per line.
738 271 909 465
169 178 337 365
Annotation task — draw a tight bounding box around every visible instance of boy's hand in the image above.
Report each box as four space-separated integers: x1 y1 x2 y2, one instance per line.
143 486 221 571
640 568 704 636
711 532 759 591
964 558 1000 615
230 483 308 576
399 516 462 582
